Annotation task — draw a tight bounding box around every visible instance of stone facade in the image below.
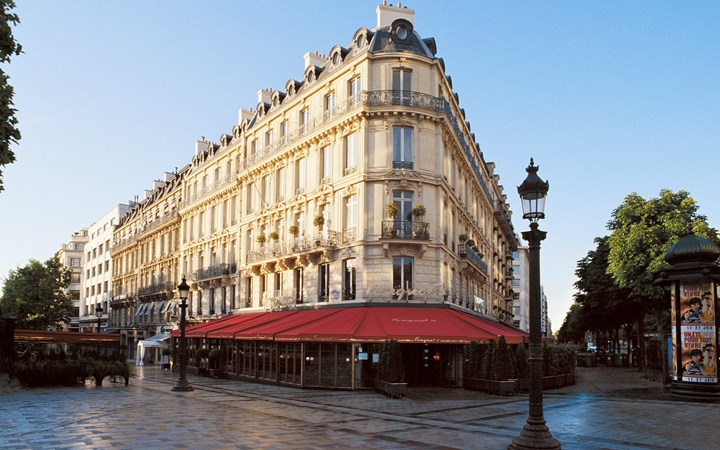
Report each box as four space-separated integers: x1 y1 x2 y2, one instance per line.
109 4 519 349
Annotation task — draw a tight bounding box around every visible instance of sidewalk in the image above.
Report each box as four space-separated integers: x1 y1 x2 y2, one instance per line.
0 366 716 449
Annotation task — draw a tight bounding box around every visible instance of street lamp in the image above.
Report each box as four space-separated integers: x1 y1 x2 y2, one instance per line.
95 304 103 333
510 159 560 450
172 276 194 392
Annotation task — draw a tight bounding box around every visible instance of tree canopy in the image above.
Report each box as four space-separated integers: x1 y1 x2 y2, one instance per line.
0 0 22 193
0 256 73 329
607 189 716 310
558 189 717 343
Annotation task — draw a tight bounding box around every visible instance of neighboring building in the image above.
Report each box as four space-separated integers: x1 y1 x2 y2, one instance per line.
80 205 129 332
511 244 529 332
55 228 89 331
110 173 183 354
541 287 553 338
112 3 522 385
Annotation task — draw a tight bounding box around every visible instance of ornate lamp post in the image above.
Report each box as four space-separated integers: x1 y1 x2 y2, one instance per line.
510 159 560 450
95 304 103 333
172 277 194 392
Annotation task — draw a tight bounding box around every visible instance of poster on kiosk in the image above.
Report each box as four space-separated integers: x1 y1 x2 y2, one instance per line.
677 281 717 383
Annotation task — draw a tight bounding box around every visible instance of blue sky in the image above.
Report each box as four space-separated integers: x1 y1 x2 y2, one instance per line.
1 1 718 330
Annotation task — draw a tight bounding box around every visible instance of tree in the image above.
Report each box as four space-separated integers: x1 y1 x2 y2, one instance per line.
495 336 514 381
0 256 72 329
607 190 717 317
0 0 22 193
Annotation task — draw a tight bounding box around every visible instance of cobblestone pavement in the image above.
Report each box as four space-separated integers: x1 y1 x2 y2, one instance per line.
1 366 717 449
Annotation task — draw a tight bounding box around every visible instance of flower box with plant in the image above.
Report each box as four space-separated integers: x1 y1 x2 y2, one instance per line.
411 204 426 220
313 215 325 228
256 235 267 246
458 233 468 243
385 203 400 220
269 231 279 241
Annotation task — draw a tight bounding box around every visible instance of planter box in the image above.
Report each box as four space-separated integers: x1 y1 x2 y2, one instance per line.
463 377 518 396
374 379 407 399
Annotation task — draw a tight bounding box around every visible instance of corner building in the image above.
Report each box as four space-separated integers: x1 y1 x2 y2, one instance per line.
114 4 523 387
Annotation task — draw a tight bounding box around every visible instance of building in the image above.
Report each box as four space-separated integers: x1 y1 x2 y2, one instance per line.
511 243 529 332
80 205 129 332
111 3 522 385
55 228 89 331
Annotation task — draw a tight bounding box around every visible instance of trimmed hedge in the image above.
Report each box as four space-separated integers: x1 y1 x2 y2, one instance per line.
13 358 130 388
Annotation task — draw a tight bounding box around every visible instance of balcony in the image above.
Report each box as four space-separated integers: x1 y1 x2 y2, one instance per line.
137 280 175 298
364 90 445 112
246 231 341 265
195 263 237 281
381 221 430 240
458 243 488 276
392 161 414 170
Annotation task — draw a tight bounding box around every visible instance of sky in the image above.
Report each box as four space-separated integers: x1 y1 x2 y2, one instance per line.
1 1 719 331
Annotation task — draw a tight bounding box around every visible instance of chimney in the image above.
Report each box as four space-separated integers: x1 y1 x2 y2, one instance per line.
238 108 254 125
304 51 326 70
376 2 415 28
257 88 273 105
195 139 211 157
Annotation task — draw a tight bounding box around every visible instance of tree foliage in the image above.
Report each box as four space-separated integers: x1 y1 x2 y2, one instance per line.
0 0 22 192
559 189 717 343
607 190 716 311
0 256 72 329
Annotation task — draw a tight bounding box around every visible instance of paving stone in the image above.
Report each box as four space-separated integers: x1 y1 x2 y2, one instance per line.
0 366 717 449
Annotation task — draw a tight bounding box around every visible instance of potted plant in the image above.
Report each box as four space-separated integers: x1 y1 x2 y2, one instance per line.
411 204 426 220
256 234 267 246
385 203 400 220
269 231 279 241
458 233 468 243
465 239 476 249
289 225 299 237
313 215 325 229
195 347 209 375
208 348 223 378
375 339 406 398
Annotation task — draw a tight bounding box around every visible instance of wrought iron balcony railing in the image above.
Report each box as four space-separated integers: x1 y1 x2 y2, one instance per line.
195 263 237 281
381 221 430 240
137 280 175 297
458 243 489 275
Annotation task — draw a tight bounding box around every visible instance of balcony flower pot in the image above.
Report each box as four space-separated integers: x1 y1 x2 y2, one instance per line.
385 203 400 219
411 204 426 219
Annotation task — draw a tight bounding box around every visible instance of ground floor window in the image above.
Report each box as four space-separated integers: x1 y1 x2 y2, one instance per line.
318 263 329 302
343 258 356 300
392 256 414 300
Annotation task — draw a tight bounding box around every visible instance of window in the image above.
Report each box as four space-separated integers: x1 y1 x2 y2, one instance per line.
274 272 282 298
345 194 357 231
344 132 357 174
71 273 81 284
105 261 109 272
71 258 81 267
393 127 413 169
262 175 271 206
265 129 274 149
349 77 361 106
393 190 414 223
295 158 306 194
103 281 108 293
293 268 304 303
343 259 356 300
318 263 330 302
321 146 332 183
280 121 289 145
324 92 336 118
246 277 253 308
98 243 103 254
392 69 412 104
250 139 257 159
299 108 310 134
392 257 414 299
276 167 286 201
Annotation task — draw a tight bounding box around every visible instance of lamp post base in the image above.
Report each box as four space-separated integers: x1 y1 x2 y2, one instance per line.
508 420 561 450
171 379 194 392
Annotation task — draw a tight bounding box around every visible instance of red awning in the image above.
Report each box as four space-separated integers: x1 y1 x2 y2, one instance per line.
172 313 240 339
179 306 527 344
274 307 526 344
